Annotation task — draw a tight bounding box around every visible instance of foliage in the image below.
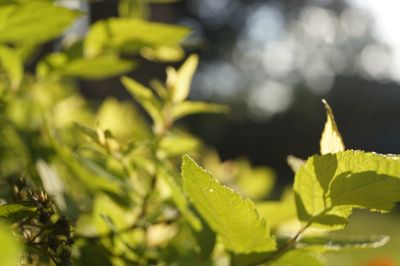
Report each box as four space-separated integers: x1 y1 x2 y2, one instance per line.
0 1 399 266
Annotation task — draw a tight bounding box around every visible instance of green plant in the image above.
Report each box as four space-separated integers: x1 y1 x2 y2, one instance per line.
0 1 399 266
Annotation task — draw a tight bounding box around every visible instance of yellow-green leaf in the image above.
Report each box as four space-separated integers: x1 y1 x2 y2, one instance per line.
0 222 22 266
182 155 276 253
320 99 345 155
172 101 229 121
167 54 198 103
84 18 189 58
0 2 79 44
294 150 400 229
0 45 23 89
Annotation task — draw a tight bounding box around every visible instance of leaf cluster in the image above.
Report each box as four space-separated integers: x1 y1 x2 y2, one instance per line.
0 1 399 266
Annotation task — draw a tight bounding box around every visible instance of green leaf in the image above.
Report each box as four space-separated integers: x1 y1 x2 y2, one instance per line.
167 54 198 103
256 189 296 230
0 222 22 266
294 235 389 250
235 161 276 200
140 45 184 62
172 101 229 121
84 18 190 58
38 53 135 80
0 202 37 223
320 99 344 155
294 150 400 229
269 250 325 266
0 2 80 44
62 56 135 80
121 76 164 129
157 165 202 231
182 155 276 253
0 45 23 89
232 250 324 266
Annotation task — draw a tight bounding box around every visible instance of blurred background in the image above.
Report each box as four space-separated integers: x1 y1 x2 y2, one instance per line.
57 0 400 185
45 1 400 265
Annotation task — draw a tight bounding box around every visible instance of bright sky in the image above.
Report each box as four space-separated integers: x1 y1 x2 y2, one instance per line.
347 0 400 81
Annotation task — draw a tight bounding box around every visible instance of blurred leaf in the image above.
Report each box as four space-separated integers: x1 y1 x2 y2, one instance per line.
0 2 80 44
157 165 202 230
295 235 389 250
121 76 164 129
256 189 296 230
36 159 67 211
96 98 150 141
84 18 189 58
235 161 275 200
0 45 23 89
118 0 150 18
140 45 184 62
0 202 37 223
38 53 135 80
62 56 135 80
294 150 400 229
167 54 198 103
159 132 201 157
287 155 305 173
320 99 345 155
172 101 229 121
0 222 22 266
182 155 276 253
269 250 325 266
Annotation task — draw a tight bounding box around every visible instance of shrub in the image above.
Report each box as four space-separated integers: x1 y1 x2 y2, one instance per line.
0 1 399 266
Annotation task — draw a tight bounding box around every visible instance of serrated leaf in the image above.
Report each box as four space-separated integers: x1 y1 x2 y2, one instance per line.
294 150 400 229
167 54 198 103
0 202 37 223
0 2 79 44
320 100 344 155
182 155 276 253
0 45 23 89
84 18 189 58
121 76 164 129
172 101 229 121
295 235 389 250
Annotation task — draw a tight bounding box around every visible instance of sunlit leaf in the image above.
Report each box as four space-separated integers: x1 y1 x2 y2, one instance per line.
287 155 305 173
182 155 276 253
61 56 135 79
140 45 184 62
0 2 79 44
172 101 229 121
121 76 164 130
167 54 198 103
294 150 400 229
84 18 189 58
320 99 345 155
